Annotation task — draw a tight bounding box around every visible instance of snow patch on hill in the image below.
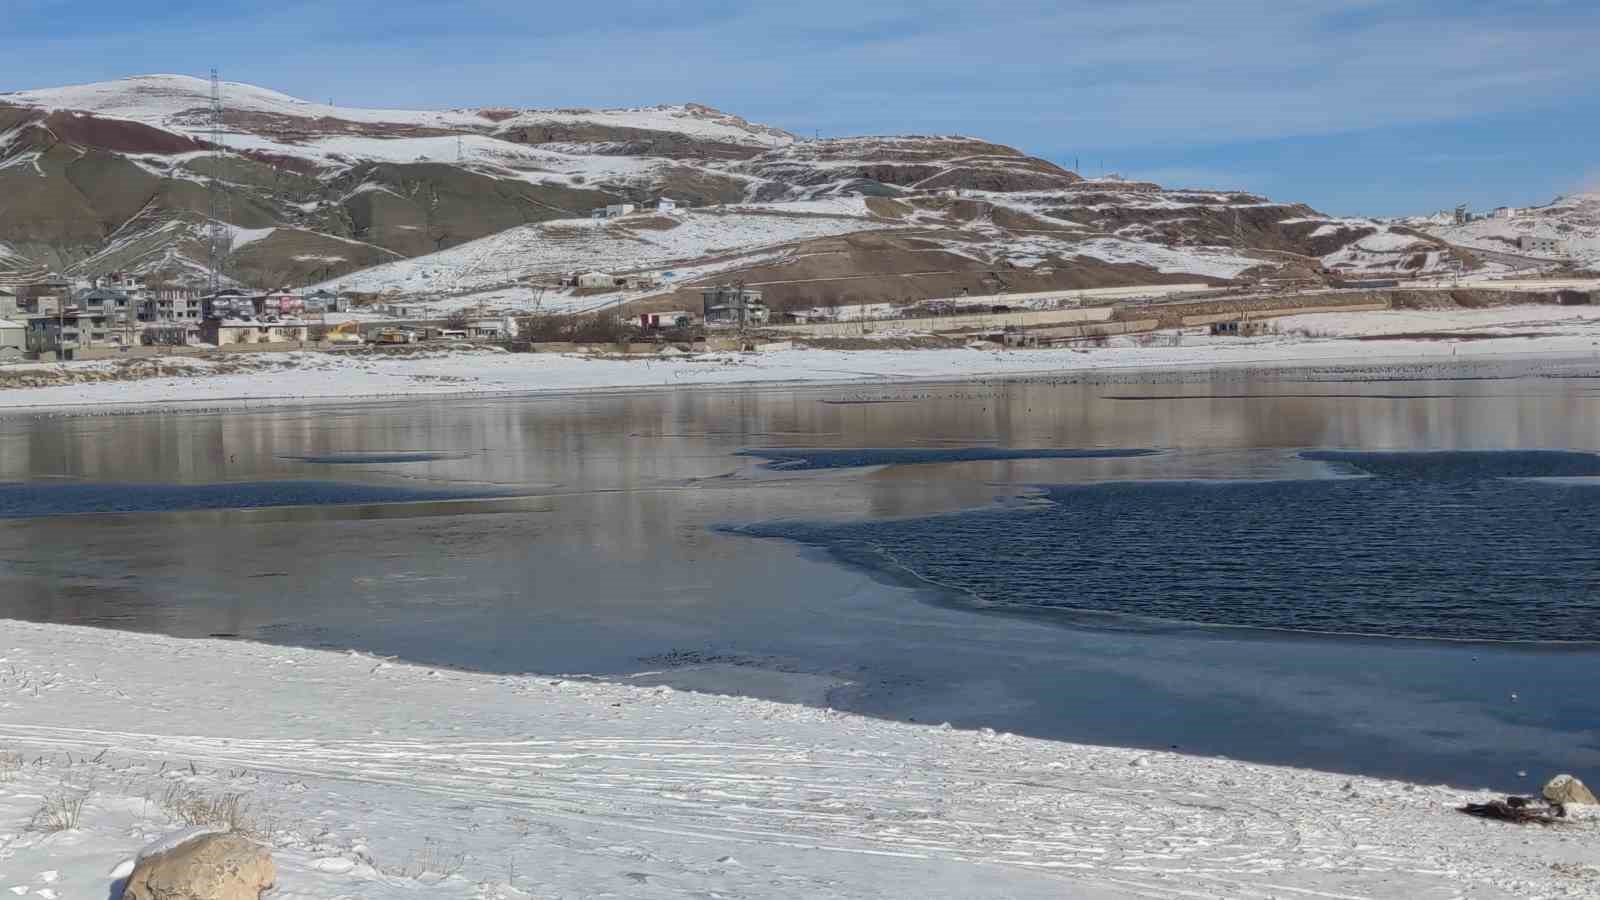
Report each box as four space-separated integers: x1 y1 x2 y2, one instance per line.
322 200 896 298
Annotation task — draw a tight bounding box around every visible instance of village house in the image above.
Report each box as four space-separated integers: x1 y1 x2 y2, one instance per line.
0 287 18 319
140 287 202 323
381 302 431 318
656 198 679 213
141 322 200 347
201 319 310 346
201 289 257 320
466 317 519 339
25 311 92 357
260 288 305 317
702 285 768 328
18 274 75 315
590 203 637 219
94 272 146 292
303 289 349 313
576 271 618 290
76 287 135 327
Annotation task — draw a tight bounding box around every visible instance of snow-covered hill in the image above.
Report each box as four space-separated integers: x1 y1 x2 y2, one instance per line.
0 74 1454 306
2 74 794 149
1421 192 1600 267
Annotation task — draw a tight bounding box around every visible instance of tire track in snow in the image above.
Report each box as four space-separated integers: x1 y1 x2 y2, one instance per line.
0 724 1359 898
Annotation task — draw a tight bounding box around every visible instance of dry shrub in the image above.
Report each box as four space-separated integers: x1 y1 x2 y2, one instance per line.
161 783 253 832
30 787 88 832
0 751 21 782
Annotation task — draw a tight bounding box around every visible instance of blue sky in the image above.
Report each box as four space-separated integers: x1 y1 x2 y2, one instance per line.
3 0 1596 216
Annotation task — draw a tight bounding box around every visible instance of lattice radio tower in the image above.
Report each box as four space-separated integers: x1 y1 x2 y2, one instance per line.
205 68 231 294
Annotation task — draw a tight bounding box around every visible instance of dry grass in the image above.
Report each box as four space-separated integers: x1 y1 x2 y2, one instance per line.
0 751 21 783
30 787 89 833
160 782 253 832
385 837 467 880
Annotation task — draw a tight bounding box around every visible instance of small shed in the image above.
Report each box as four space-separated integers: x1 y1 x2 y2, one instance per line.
656 198 679 213
0 318 25 355
577 272 617 290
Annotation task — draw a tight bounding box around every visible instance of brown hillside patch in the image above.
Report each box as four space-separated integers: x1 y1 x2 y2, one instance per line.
617 216 681 231
865 197 912 219
991 207 1080 233
43 111 204 155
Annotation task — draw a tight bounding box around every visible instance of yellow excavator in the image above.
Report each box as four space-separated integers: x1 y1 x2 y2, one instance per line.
325 320 364 345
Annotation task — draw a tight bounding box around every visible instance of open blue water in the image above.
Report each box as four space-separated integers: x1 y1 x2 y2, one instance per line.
735 451 1600 643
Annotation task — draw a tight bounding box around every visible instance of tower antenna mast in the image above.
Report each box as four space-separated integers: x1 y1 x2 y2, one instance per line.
206 68 231 294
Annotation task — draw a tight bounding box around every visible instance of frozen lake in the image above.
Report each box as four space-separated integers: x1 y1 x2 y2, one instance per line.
3 369 1599 789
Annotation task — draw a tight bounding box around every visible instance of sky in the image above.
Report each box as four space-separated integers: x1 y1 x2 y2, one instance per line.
2 0 1597 216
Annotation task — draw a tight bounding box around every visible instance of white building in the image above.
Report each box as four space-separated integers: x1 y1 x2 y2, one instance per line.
576 272 617 290
1492 207 1520 220
0 318 25 356
467 317 519 339
656 198 679 213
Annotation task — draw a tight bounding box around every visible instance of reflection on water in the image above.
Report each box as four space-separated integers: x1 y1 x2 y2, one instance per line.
3 374 1600 788
279 451 475 464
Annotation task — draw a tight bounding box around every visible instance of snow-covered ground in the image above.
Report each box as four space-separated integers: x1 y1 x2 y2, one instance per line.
317 200 897 300
1272 304 1600 337
0 620 1594 899
6 305 1600 414
1422 192 1600 267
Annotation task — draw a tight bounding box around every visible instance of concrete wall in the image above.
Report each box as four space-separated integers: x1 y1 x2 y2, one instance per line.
1026 318 1161 342
777 305 1116 338
1179 302 1389 327
72 341 319 361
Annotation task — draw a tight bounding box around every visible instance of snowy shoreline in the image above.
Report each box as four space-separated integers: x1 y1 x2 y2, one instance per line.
0 619 1595 898
6 302 1600 417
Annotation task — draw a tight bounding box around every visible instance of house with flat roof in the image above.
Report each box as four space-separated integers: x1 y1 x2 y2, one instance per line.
702 285 768 328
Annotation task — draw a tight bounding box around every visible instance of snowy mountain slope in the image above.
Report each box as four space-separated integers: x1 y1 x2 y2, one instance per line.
738 135 1083 196
321 198 899 298
0 74 1426 301
0 76 795 286
1421 192 1600 267
2 75 794 150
